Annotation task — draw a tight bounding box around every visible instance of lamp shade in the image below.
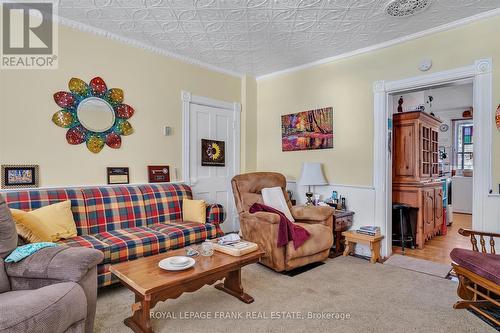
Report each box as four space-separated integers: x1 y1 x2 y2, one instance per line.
298 162 328 186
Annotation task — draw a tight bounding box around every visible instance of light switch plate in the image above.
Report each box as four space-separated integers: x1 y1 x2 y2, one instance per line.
419 59 432 71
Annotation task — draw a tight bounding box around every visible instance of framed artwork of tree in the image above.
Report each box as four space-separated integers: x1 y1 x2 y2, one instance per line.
281 107 333 151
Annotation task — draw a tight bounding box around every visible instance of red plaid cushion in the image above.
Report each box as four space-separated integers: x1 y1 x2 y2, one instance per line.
97 264 119 287
57 235 111 263
94 227 169 263
82 186 147 234
205 204 226 237
148 221 218 250
138 183 192 225
206 204 225 225
2 188 90 235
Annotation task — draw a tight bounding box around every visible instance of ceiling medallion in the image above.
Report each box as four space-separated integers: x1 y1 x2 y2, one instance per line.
385 0 431 17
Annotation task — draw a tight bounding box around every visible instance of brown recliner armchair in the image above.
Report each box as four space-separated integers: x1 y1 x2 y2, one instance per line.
232 172 334 272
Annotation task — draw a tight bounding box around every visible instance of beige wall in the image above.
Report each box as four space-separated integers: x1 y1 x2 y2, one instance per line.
241 75 258 172
257 16 500 190
0 25 241 187
2 16 500 191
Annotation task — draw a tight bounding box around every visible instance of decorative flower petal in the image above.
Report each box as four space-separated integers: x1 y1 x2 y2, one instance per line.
52 110 74 128
115 104 134 119
66 126 86 145
106 132 122 149
118 119 134 136
54 91 75 108
86 135 105 153
90 77 107 96
496 104 500 130
68 77 89 96
107 88 124 104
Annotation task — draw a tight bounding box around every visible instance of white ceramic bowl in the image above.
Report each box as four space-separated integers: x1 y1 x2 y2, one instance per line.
158 257 195 271
169 256 190 266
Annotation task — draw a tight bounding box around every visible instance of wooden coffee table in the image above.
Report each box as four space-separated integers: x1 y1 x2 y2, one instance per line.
109 247 264 333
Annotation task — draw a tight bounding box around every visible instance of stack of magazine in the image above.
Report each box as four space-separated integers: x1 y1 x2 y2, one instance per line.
213 234 258 256
356 226 381 236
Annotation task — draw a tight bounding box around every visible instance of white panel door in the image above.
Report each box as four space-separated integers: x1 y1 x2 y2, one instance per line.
189 103 236 232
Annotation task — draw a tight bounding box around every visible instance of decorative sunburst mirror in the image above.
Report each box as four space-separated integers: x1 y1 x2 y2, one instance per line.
52 77 134 153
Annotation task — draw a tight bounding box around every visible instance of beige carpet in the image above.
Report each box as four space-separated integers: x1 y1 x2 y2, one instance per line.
384 254 452 278
95 256 493 333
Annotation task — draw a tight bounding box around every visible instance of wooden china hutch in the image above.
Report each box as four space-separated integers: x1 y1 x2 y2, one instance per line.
392 111 443 249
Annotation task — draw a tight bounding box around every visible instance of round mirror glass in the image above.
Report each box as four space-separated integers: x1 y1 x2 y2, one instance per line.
77 97 115 132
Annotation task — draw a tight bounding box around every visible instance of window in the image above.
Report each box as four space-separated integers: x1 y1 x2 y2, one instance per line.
455 121 473 170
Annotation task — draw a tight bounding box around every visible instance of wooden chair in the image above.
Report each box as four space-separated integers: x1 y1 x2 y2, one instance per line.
451 228 500 326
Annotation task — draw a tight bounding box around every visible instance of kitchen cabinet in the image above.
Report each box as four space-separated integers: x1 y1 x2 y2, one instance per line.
393 111 443 249
434 187 444 234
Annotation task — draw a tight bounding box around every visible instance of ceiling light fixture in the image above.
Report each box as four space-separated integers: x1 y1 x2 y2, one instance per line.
385 0 431 17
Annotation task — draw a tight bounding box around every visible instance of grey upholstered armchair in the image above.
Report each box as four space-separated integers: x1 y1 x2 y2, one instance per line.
0 195 103 333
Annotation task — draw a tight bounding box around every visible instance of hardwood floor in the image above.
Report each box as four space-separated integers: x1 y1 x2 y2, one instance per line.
392 213 472 264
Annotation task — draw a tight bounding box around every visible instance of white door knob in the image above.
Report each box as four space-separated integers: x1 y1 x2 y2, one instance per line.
190 178 198 185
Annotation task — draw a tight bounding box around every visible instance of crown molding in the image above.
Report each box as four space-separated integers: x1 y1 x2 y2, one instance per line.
256 8 500 81
57 16 244 79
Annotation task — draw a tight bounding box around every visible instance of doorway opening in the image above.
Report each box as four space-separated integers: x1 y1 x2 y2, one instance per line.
181 91 241 233
373 59 493 262
390 82 474 264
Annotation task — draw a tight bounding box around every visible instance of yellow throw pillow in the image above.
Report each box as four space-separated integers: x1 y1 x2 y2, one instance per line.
182 199 206 224
10 209 43 243
9 200 77 242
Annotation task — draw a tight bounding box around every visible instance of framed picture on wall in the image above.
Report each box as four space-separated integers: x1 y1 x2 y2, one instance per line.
281 107 334 151
201 139 225 167
107 167 129 185
148 165 170 183
1 164 39 189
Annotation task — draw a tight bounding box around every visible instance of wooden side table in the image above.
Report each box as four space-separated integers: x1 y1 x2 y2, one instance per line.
342 231 384 263
329 210 354 258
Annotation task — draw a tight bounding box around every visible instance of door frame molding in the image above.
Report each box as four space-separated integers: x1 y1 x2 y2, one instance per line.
181 91 242 186
373 58 493 257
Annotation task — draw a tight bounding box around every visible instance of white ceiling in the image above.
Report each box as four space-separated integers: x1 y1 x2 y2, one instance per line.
58 0 500 77
393 83 473 113
427 83 473 113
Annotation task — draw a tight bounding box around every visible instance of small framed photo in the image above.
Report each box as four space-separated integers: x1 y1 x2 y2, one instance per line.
148 165 170 183
1 164 39 189
201 139 225 167
107 167 129 185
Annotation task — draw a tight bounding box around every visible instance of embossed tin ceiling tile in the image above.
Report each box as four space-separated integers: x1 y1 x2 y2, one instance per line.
246 10 271 21
226 9 247 20
58 0 500 76
151 9 177 20
247 0 272 9
226 21 248 31
297 0 322 9
178 10 197 21
118 20 136 31
205 21 225 33
295 10 318 21
195 0 218 9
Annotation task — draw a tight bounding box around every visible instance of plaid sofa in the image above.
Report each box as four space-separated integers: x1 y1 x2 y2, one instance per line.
2 183 225 287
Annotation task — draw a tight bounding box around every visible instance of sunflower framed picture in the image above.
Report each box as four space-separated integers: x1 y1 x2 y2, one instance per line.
201 139 225 167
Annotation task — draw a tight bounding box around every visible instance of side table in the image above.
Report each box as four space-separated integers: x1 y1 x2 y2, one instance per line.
342 231 384 263
329 210 354 258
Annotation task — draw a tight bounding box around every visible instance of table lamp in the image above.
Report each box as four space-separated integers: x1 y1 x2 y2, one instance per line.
298 162 328 205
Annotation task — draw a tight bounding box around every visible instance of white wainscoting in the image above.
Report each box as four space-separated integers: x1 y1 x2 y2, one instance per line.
287 180 376 257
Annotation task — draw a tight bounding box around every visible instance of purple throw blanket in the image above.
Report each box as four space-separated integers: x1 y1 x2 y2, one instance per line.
249 203 310 249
